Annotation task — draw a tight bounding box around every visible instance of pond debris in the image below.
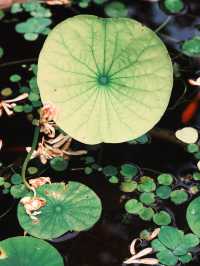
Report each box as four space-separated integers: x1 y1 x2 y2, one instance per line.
29 177 51 189
175 127 199 144
0 138 2 150
39 103 57 138
188 77 200 87
45 0 71 5
124 229 160 265
27 134 87 164
0 248 7 259
20 196 46 222
0 93 28 116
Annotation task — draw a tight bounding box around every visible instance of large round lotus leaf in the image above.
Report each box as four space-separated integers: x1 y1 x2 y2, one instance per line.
17 182 102 239
37 15 173 144
186 196 200 237
0 236 64 266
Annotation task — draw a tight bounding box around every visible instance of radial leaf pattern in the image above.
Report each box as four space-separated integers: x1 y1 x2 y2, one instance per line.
0 236 64 266
17 182 102 239
38 15 173 144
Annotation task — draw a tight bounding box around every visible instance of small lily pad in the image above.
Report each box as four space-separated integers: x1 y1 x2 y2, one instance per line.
125 199 143 214
104 1 128 18
182 37 200 57
0 47 4 58
120 180 137 192
0 236 64 266
120 164 138 178
50 157 69 171
187 196 200 237
108 175 119 184
84 166 93 175
9 74 21 83
156 185 171 199
163 0 184 13
170 189 188 205
139 192 155 205
157 173 173 185
10 184 29 199
193 172 200 181
17 182 102 239
103 165 118 176
10 174 22 185
187 143 199 153
153 211 171 225
138 176 156 192
138 207 154 221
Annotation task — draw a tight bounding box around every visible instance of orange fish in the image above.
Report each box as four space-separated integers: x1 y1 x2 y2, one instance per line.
182 92 200 124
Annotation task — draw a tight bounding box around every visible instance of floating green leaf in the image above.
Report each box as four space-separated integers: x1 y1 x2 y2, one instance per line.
153 211 171 225
50 157 69 171
187 143 199 153
139 192 155 205
9 74 21 83
27 166 38 175
156 226 184 250
1 88 13 97
157 249 178 266
84 166 93 175
18 182 102 239
120 164 138 178
37 15 173 144
139 207 154 221
156 185 171 199
163 0 184 13
187 196 200 237
193 172 200 181
125 199 143 214
182 37 200 57
152 226 198 266
0 47 4 59
179 254 192 264
0 177 5 186
0 236 64 266
11 174 22 185
170 189 188 205
10 184 29 199
108 175 119 184
138 176 156 192
104 1 128 18
157 173 173 185
120 180 137 192
103 165 118 176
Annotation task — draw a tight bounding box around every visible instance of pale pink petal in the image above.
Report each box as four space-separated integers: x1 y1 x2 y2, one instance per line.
130 238 141 255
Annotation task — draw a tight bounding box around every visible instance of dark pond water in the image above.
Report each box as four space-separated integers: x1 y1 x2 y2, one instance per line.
0 0 200 265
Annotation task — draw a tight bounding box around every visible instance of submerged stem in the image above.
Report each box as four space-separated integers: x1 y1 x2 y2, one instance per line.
21 126 40 191
0 58 37 68
155 16 172 33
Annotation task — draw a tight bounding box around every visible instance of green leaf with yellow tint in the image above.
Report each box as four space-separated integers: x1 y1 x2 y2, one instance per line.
38 15 173 144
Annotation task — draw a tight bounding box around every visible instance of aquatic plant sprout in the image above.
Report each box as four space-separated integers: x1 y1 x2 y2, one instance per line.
37 15 173 144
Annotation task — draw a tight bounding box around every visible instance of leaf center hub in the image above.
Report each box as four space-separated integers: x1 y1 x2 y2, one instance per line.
98 75 110 86
55 206 62 213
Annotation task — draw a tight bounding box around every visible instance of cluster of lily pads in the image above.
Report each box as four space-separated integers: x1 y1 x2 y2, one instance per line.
80 155 199 226
11 1 52 41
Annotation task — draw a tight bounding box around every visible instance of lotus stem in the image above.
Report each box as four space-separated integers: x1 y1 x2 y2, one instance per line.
0 58 37 68
155 16 172 33
21 126 40 191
